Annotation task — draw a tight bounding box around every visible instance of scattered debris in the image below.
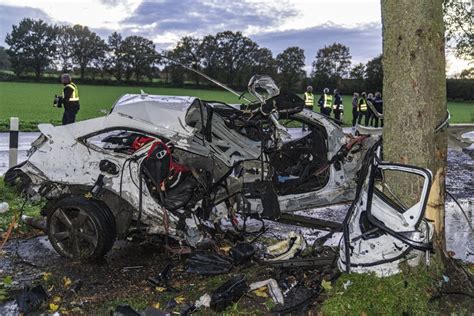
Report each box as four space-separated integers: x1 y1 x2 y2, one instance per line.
210 275 248 312
249 278 284 304
185 251 233 275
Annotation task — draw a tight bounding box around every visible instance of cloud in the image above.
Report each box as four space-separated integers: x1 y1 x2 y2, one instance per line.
252 22 383 66
0 5 52 45
121 0 297 39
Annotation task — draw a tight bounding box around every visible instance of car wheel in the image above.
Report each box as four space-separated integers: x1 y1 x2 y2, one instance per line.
47 196 116 260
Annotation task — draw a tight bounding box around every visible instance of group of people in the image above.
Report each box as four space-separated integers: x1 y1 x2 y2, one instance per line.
351 91 384 128
303 86 384 129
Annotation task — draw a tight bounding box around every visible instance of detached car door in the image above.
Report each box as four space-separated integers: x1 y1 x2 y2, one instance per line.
339 147 433 275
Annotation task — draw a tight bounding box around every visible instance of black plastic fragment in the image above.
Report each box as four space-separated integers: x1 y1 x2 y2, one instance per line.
15 284 48 314
210 275 248 312
272 283 322 314
230 243 256 264
112 304 141 316
185 251 233 275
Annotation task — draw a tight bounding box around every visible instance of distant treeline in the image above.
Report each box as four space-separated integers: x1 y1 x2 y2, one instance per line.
1 18 473 100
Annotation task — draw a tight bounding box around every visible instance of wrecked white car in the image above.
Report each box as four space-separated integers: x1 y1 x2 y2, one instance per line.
4 76 433 275
5 76 374 259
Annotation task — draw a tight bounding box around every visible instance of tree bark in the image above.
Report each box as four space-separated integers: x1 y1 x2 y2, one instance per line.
382 0 447 248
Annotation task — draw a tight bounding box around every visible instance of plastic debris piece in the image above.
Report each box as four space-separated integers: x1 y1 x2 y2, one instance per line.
272 283 322 314
343 280 352 290
210 275 248 312
185 251 233 275
249 279 284 305
230 242 256 264
266 232 305 261
112 304 140 316
195 293 211 308
15 284 48 314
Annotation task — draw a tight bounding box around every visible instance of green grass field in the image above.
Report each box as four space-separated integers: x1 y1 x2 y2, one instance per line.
0 81 472 131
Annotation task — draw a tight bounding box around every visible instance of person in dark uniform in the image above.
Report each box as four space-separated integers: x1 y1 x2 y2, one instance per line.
373 91 384 127
56 73 80 125
367 93 375 126
351 92 359 127
357 92 370 126
318 88 332 117
332 89 343 125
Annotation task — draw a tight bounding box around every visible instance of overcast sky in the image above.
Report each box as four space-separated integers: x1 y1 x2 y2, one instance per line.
0 0 469 75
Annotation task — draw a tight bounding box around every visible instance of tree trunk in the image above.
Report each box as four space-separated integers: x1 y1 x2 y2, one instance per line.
80 66 85 80
382 0 447 248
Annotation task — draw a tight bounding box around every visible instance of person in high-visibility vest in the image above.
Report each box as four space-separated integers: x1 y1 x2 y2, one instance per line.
302 85 314 131
57 73 80 125
357 92 370 126
332 89 343 124
318 88 332 117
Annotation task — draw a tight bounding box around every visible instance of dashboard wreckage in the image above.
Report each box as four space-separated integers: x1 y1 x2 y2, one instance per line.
5 73 434 276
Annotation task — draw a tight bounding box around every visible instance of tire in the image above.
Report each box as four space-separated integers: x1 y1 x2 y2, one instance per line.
47 196 116 260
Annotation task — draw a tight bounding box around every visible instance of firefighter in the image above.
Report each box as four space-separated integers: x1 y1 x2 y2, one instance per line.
357 92 370 126
318 88 332 117
56 73 80 125
332 89 343 124
351 92 359 127
302 85 314 131
373 91 384 127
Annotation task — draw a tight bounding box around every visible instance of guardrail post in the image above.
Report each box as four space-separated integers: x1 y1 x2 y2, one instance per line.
9 117 19 168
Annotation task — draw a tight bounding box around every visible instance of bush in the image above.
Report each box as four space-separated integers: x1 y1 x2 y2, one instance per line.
447 79 474 101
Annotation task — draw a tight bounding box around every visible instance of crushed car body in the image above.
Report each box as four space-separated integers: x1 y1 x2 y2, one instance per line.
4 75 434 276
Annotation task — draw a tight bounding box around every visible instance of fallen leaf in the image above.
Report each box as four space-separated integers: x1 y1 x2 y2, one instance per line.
63 277 72 288
174 295 186 304
52 296 62 303
43 272 52 282
155 287 166 292
219 245 231 253
153 302 160 309
321 280 332 291
253 286 269 298
49 303 59 312
2 275 12 286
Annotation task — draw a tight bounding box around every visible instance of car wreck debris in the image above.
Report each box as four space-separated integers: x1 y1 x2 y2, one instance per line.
185 251 233 275
15 285 48 314
266 232 305 261
249 278 284 305
210 275 248 312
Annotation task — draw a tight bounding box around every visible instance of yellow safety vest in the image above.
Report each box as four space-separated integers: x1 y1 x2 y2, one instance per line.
64 82 79 101
324 94 332 108
304 92 314 107
359 98 367 111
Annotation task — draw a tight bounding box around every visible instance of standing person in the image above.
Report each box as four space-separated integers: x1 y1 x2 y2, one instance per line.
357 92 369 126
351 92 359 127
367 93 375 126
302 85 314 131
56 73 80 125
332 89 343 124
373 91 384 127
318 88 332 117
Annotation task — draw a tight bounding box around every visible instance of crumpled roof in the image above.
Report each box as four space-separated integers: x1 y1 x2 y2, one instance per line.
111 94 197 135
